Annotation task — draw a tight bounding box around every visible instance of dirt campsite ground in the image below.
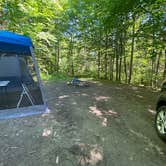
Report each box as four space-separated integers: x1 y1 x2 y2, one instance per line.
0 81 166 166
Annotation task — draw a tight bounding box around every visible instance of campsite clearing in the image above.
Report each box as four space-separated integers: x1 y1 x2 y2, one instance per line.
0 81 166 166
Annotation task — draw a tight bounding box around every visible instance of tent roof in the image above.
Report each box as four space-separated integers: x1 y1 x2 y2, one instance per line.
0 30 33 55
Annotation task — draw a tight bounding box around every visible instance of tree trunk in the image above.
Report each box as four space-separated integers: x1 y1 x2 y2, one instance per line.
151 59 155 87
128 16 135 84
123 47 127 83
56 40 60 72
71 43 74 76
104 31 108 79
118 33 123 82
104 53 108 79
112 55 115 81
163 50 166 80
115 55 119 81
68 35 74 76
122 30 127 83
154 50 161 87
97 49 101 79
119 55 122 82
109 55 113 80
115 37 119 81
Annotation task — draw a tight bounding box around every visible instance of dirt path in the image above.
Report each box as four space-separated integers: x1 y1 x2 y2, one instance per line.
0 81 166 166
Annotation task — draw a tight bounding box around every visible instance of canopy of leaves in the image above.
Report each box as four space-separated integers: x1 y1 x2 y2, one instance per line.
0 0 165 87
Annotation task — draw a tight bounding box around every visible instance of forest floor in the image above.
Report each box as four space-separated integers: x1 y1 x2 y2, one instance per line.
0 81 166 166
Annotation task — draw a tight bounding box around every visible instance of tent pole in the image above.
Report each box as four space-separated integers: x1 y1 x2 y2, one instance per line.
30 47 47 107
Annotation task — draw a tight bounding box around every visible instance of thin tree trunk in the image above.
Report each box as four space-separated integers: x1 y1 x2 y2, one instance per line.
118 34 123 82
97 30 102 79
71 44 74 76
71 60 74 76
119 55 122 82
68 35 74 76
56 40 60 72
154 51 161 87
109 55 113 80
97 49 101 79
104 31 108 79
116 56 119 81
151 18 156 87
122 30 127 83
115 37 119 81
123 47 127 83
112 55 115 81
104 52 108 79
128 16 135 84
163 50 166 79
151 59 155 87
67 48 70 74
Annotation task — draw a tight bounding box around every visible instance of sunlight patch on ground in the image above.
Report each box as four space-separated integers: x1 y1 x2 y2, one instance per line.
95 96 110 101
72 102 77 105
88 147 103 165
89 106 119 127
58 95 69 99
42 128 52 137
148 108 156 115
89 106 106 126
89 106 103 116
55 100 64 106
81 93 89 96
102 118 107 127
77 144 103 166
136 95 143 98
105 110 118 117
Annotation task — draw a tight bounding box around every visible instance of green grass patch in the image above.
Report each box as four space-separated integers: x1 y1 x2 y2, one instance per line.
41 73 72 82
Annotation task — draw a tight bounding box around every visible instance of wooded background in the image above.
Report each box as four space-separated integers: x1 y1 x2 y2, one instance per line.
0 0 165 87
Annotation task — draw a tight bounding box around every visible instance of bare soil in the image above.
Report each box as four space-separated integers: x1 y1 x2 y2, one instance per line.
0 81 166 166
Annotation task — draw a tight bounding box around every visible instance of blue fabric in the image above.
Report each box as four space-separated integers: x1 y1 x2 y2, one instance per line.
0 30 33 55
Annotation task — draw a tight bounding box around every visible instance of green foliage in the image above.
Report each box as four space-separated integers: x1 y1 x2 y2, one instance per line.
41 72 72 82
0 0 165 87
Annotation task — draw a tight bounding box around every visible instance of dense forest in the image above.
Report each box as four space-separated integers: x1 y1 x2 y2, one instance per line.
0 0 165 87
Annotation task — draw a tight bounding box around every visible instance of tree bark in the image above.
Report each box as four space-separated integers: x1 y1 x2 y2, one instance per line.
104 30 108 79
123 46 127 83
154 50 161 87
115 34 119 81
56 40 60 72
71 42 74 76
97 49 101 79
119 55 122 82
151 57 155 87
118 33 123 82
163 50 166 80
128 16 135 84
97 30 102 79
109 55 113 80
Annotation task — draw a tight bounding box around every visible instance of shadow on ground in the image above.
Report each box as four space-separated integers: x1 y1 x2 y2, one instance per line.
0 81 165 166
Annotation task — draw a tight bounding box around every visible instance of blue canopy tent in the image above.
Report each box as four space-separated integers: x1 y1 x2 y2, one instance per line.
0 30 48 119
0 30 33 55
